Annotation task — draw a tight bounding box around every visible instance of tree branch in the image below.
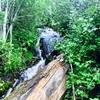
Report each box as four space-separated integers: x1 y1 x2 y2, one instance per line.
5 0 25 42
3 0 9 42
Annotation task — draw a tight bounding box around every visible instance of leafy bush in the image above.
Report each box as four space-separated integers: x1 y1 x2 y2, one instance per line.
0 11 4 25
13 24 38 65
55 4 100 100
0 41 25 76
0 0 100 99
33 0 71 32
0 0 38 77
0 80 12 97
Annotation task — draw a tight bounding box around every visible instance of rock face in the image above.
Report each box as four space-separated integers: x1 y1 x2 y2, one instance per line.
4 55 68 100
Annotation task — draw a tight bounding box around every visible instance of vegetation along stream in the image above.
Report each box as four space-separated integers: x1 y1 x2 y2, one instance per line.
0 0 100 99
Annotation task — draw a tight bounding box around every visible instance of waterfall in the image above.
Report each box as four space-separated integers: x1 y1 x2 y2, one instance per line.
4 27 61 98
21 27 61 81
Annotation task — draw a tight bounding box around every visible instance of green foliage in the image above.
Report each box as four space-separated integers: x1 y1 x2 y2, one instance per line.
0 0 100 99
0 41 25 76
0 11 4 24
0 0 38 95
13 21 38 65
0 0 38 77
33 0 71 31
0 80 12 96
55 2 100 100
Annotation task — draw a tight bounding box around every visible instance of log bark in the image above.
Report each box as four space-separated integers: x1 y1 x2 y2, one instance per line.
4 55 68 100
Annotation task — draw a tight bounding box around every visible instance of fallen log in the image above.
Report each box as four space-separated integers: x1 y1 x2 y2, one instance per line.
3 55 68 100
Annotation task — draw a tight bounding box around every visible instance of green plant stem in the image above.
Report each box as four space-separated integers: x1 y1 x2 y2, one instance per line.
70 64 76 100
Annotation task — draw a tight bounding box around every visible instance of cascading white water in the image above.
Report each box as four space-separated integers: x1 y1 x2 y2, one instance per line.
38 27 61 58
5 27 61 98
21 27 61 81
21 59 45 81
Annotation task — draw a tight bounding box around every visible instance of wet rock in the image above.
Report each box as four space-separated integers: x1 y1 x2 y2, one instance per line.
37 27 61 58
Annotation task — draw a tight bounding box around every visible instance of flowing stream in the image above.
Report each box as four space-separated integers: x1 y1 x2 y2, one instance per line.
3 27 61 98
21 27 61 80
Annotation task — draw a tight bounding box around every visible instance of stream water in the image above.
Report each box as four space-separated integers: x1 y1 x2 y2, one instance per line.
21 27 61 80
2 27 61 98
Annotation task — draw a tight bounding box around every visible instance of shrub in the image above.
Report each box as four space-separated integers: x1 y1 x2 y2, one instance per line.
55 4 100 99
0 80 12 97
0 41 24 77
